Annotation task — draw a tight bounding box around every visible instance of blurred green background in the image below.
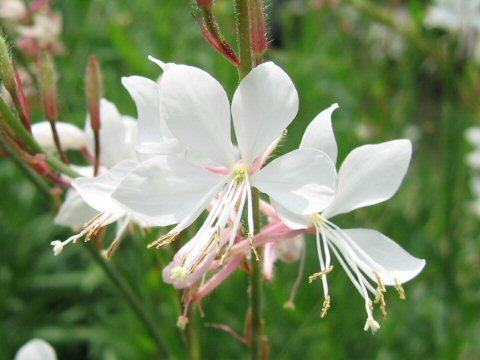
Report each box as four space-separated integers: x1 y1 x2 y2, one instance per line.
1 0 479 359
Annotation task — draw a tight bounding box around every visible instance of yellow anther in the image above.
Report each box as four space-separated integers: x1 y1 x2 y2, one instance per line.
374 273 388 319
219 245 232 265
308 265 333 283
320 295 331 318
395 278 406 299
248 233 260 261
148 232 180 249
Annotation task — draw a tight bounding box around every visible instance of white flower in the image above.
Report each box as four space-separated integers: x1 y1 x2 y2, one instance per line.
272 104 426 332
424 0 480 33
15 338 56 360
51 100 141 255
425 0 480 61
113 62 337 287
32 121 87 151
0 0 26 20
17 12 63 47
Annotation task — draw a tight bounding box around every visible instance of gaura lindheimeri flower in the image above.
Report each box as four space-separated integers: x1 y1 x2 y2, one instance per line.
51 99 140 256
271 104 426 332
113 62 337 287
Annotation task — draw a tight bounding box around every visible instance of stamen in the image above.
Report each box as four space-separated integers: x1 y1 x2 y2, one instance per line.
309 265 333 283
374 272 387 319
320 295 331 318
395 278 406 299
219 245 232 265
247 233 260 261
85 213 113 241
147 232 180 249
189 232 219 274
284 241 306 310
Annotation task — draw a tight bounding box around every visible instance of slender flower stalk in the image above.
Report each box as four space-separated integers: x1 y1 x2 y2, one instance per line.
39 51 68 163
86 55 103 176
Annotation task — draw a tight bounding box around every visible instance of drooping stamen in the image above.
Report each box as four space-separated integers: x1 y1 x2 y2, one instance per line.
284 241 306 310
148 232 180 249
374 272 387 319
395 278 406 299
321 296 331 318
188 231 219 274
308 265 333 283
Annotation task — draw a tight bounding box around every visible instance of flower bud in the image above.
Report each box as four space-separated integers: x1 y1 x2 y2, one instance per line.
250 0 267 56
86 55 103 132
86 55 103 174
0 33 17 97
39 52 58 122
196 0 213 9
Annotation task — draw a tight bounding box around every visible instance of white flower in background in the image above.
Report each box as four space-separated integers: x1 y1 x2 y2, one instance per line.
465 126 480 214
15 338 56 360
113 62 338 288
32 121 87 151
0 0 26 20
367 6 411 60
271 104 426 332
50 99 141 256
17 11 63 47
425 0 480 33
425 0 480 60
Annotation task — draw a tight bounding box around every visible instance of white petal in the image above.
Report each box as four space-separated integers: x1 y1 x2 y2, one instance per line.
232 62 299 165
15 338 57 360
341 228 425 285
148 55 176 72
122 75 173 143
323 140 412 218
32 121 86 151
135 139 186 162
112 155 227 226
270 199 311 230
160 65 236 167
85 99 136 167
72 160 138 213
252 148 337 214
54 189 99 227
300 103 339 164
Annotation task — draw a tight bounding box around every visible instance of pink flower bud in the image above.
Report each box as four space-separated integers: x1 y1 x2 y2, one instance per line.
39 52 58 122
86 55 103 132
196 0 213 9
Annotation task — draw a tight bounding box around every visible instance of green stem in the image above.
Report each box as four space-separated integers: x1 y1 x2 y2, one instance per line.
185 305 201 360
0 129 51 198
84 243 171 359
0 96 79 178
235 2 264 358
235 0 253 79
